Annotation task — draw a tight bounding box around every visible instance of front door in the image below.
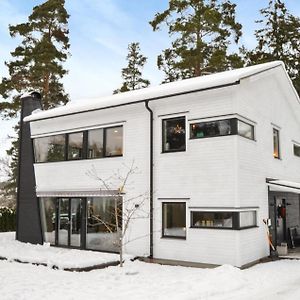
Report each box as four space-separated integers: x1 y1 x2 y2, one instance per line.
57 198 83 248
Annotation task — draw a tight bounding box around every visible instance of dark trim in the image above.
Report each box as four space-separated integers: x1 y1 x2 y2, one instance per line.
189 225 258 230
33 125 123 163
162 116 186 153
267 181 300 191
145 101 154 258
27 81 240 123
240 64 282 80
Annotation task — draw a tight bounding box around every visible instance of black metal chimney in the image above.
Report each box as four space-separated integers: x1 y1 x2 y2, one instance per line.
16 92 43 244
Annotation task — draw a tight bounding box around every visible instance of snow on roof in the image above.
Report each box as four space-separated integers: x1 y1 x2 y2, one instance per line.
24 61 284 122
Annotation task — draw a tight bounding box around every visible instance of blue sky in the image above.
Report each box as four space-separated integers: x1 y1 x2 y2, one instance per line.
0 0 300 178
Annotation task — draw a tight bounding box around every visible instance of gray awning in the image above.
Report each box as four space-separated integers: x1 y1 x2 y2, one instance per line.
267 179 300 194
36 189 120 198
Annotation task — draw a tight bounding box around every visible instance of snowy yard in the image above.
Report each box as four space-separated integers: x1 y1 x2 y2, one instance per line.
1 234 300 299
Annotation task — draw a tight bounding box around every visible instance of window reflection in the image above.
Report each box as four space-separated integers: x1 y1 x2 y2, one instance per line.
163 117 186 152
238 120 254 139
191 211 233 228
86 197 122 252
88 129 104 159
68 132 83 160
162 202 186 238
105 127 123 157
40 197 56 244
34 134 65 162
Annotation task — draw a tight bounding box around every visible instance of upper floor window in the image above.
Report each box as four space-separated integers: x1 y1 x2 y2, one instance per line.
190 118 254 140
237 120 254 140
67 132 83 160
33 125 123 163
273 128 280 159
162 117 186 152
34 134 65 163
190 119 234 139
294 144 300 157
88 128 104 159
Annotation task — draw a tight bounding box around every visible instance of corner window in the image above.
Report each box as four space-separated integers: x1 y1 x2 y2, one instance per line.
273 128 280 159
190 119 234 139
67 132 83 160
162 202 186 238
238 120 254 140
162 117 186 152
294 144 300 157
34 134 66 162
191 211 233 228
191 210 257 230
239 211 256 228
190 118 255 141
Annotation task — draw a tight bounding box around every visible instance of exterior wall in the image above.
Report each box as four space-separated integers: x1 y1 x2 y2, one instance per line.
150 86 242 266
235 69 300 266
29 67 300 267
31 103 151 257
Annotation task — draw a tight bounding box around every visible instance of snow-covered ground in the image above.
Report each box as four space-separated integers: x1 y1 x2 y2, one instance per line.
1 233 300 300
0 232 120 269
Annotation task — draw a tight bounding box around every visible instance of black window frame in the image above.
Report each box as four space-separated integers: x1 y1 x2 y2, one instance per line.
33 125 123 163
293 144 300 157
273 128 280 159
237 119 255 140
162 116 186 153
190 210 257 230
66 131 84 161
190 118 255 141
162 202 186 239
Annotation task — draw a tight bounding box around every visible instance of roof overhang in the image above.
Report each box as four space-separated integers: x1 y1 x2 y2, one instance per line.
36 189 120 198
267 179 300 194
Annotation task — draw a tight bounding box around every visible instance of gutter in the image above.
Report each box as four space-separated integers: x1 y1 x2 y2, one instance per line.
145 101 154 258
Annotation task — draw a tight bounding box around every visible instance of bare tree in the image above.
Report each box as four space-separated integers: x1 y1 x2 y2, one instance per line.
87 162 149 267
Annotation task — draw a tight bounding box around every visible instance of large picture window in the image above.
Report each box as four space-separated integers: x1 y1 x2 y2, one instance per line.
162 202 186 238
34 134 66 163
40 197 57 244
273 128 280 159
191 210 257 230
162 117 186 152
86 197 122 252
33 125 123 163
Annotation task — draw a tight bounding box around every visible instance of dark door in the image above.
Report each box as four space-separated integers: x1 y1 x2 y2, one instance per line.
57 198 83 248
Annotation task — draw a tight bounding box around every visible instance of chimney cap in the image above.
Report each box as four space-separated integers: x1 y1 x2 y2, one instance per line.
20 91 41 100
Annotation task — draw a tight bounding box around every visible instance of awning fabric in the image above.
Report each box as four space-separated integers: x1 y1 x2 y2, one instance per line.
36 189 120 198
267 179 300 194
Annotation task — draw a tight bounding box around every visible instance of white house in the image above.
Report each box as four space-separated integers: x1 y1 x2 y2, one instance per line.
18 61 300 268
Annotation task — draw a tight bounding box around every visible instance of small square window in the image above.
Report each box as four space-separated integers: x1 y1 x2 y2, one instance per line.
162 117 186 152
238 120 254 140
294 144 300 157
162 202 186 238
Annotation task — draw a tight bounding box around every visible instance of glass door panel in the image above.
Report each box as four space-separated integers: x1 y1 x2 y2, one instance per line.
70 198 82 247
58 198 70 246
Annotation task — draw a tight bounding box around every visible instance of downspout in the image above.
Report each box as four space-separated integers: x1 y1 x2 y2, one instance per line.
145 101 154 258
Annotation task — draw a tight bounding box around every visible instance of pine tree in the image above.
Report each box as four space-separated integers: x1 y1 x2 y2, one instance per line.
245 0 300 95
0 0 70 198
114 42 150 94
150 0 243 83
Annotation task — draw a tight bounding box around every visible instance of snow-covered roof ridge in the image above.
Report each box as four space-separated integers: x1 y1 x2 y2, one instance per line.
24 61 284 122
